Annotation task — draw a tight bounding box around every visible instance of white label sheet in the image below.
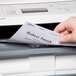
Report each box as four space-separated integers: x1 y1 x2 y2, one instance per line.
9 22 61 45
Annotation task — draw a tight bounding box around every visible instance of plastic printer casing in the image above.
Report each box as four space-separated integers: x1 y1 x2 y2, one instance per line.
0 0 76 76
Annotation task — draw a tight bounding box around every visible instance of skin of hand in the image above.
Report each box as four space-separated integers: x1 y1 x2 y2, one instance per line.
54 17 76 43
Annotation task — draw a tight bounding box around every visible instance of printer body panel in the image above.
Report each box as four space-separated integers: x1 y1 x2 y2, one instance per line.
0 55 55 76
0 1 76 26
0 0 71 4
56 54 76 70
0 54 76 75
0 58 30 73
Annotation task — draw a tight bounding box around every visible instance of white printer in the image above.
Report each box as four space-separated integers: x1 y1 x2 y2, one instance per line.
0 0 76 76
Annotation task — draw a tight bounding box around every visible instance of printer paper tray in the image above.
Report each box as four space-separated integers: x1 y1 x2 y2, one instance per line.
0 42 76 59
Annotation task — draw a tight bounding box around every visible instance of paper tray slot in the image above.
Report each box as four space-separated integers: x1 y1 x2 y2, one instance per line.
0 42 76 59
0 25 21 39
0 23 59 39
37 23 59 30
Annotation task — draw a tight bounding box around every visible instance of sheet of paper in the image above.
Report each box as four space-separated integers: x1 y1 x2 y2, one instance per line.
9 22 61 45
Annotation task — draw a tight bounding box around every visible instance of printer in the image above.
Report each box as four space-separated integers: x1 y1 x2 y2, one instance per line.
0 0 76 76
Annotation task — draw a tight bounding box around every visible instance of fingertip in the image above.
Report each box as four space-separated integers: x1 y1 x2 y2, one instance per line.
58 34 72 43
54 29 57 32
54 26 60 33
54 22 65 33
58 36 65 43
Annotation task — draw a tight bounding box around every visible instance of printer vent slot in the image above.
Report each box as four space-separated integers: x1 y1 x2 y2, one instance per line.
37 23 59 31
21 8 48 13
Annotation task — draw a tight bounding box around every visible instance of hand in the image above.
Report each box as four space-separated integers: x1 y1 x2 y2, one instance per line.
54 17 76 43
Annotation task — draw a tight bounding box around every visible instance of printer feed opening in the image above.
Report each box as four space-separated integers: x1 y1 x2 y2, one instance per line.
0 25 21 39
37 23 59 31
0 23 59 39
